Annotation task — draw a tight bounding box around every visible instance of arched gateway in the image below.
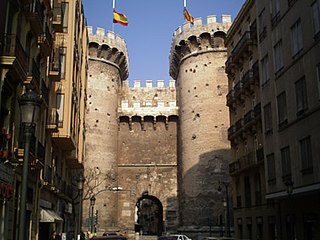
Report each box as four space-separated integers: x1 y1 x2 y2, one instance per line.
135 192 163 236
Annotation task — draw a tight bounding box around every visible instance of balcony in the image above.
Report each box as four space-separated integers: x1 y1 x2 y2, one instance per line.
227 125 234 140
47 109 59 132
241 70 254 92
235 118 243 132
231 31 256 64
43 165 52 185
49 48 61 82
225 55 235 74
226 89 234 107
230 150 264 175
228 118 244 141
53 174 62 192
243 110 254 126
52 6 63 32
41 79 49 106
254 103 261 119
38 24 53 56
37 141 45 166
0 34 28 81
25 59 41 92
26 0 44 36
233 81 242 100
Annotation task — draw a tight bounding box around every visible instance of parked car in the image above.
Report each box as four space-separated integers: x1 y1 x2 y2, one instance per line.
90 234 127 240
158 235 192 240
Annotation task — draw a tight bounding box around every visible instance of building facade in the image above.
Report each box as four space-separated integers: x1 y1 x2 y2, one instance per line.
83 15 233 239
226 0 320 239
0 0 88 239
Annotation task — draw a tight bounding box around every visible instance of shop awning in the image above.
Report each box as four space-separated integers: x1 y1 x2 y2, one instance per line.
40 208 64 223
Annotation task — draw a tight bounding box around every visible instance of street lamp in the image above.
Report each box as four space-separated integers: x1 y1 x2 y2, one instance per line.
18 89 41 240
90 195 96 234
218 182 231 237
77 174 85 240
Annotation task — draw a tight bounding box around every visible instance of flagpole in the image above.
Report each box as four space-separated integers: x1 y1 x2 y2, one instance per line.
184 0 186 8
112 0 115 32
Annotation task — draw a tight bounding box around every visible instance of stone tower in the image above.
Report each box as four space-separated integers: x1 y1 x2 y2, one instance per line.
84 26 129 233
169 16 232 232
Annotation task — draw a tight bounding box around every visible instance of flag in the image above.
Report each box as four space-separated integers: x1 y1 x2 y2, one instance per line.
113 10 128 26
184 7 194 24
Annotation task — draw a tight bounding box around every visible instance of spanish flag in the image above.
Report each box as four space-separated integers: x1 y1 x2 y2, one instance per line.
184 7 194 24
113 10 128 26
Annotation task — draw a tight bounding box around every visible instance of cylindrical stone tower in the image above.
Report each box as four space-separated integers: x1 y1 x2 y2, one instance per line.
84 26 129 234
169 16 232 232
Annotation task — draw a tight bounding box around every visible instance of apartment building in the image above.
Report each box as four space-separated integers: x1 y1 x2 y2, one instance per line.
0 0 88 239
225 0 276 239
226 0 320 239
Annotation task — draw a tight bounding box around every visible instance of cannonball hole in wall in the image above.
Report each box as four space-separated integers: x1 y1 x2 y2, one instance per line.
195 95 198 98
192 134 196 140
89 95 92 98
188 90 190 93
194 87 197 90
96 120 99 123
204 64 207 67
190 69 192 72
195 65 198 68
193 69 196 73
206 83 209 86
89 74 92 77
185 69 188 72
107 113 110 116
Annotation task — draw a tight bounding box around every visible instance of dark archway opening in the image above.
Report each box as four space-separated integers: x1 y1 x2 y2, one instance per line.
135 192 163 236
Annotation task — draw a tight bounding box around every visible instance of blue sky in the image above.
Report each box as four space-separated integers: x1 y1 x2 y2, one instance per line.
83 0 246 86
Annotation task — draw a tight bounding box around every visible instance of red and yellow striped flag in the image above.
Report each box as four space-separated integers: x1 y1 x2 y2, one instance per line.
184 7 194 24
113 10 128 26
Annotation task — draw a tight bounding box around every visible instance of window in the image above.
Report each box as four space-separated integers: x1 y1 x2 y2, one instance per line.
291 19 303 56
281 146 291 178
62 2 69 33
312 0 320 36
244 176 251 207
277 92 287 127
300 136 313 174
56 93 64 127
274 40 284 73
259 8 267 42
295 77 308 114
60 47 66 79
267 153 276 184
271 0 281 25
263 103 273 134
261 55 270 85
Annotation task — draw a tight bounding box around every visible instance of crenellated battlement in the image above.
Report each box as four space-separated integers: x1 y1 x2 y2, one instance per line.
173 15 231 37
119 80 178 117
169 15 232 79
87 26 129 80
